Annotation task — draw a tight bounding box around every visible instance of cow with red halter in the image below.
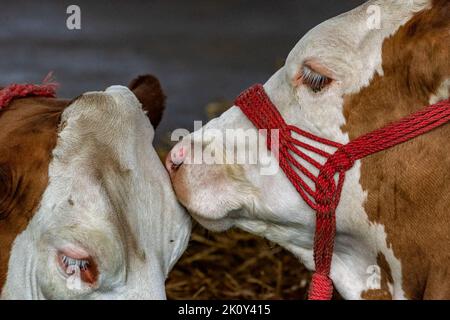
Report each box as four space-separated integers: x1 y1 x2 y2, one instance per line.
0 75 191 299
166 0 450 299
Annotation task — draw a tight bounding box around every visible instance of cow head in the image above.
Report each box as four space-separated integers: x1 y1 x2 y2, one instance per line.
0 75 191 299
167 0 449 299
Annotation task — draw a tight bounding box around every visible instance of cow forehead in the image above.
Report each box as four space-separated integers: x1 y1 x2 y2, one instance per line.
50 86 153 217
64 86 145 129
57 86 152 171
43 84 185 251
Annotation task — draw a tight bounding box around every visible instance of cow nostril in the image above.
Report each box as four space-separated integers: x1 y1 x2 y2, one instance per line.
165 146 187 174
171 162 182 171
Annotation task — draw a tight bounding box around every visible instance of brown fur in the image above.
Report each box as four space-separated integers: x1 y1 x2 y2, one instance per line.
343 0 450 299
0 97 67 288
361 253 394 300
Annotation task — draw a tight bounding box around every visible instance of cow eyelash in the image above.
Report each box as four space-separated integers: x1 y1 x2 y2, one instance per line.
301 65 332 93
61 255 90 271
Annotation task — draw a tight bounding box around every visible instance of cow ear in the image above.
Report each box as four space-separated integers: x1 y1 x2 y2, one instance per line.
128 75 166 128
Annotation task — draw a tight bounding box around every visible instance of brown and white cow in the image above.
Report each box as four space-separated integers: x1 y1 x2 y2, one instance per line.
0 75 191 299
166 0 450 299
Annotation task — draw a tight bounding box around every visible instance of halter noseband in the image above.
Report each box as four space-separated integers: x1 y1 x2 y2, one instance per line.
235 84 450 300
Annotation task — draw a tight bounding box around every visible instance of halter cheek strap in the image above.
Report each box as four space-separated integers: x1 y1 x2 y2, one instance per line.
235 84 450 300
0 74 58 110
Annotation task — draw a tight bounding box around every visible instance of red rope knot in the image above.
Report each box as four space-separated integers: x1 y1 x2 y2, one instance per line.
321 148 355 175
308 272 334 300
315 169 336 202
315 148 354 193
332 149 355 172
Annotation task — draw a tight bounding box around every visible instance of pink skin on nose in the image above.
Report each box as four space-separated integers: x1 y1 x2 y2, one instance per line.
165 145 186 174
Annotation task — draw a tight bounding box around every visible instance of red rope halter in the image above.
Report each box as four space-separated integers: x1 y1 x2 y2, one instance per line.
0 74 58 110
235 84 450 300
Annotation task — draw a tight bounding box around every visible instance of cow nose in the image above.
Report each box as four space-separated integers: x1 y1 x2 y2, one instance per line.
165 144 187 175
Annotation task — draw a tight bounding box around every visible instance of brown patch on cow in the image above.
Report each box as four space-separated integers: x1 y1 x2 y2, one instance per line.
0 97 68 289
343 0 450 299
361 253 394 300
128 75 166 128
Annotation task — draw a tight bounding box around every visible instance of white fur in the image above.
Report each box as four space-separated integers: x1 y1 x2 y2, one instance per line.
169 0 431 299
430 79 450 104
2 86 191 299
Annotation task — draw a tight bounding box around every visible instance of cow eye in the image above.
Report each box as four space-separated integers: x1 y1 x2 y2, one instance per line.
300 65 332 93
57 252 98 285
61 255 90 270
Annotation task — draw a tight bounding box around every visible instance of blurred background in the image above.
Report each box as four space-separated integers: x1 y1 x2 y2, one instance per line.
0 0 365 299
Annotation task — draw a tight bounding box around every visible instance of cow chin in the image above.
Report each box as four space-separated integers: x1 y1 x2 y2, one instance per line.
170 162 258 232
191 214 234 232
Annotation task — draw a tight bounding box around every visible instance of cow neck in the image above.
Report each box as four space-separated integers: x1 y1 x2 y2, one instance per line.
234 83 450 300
